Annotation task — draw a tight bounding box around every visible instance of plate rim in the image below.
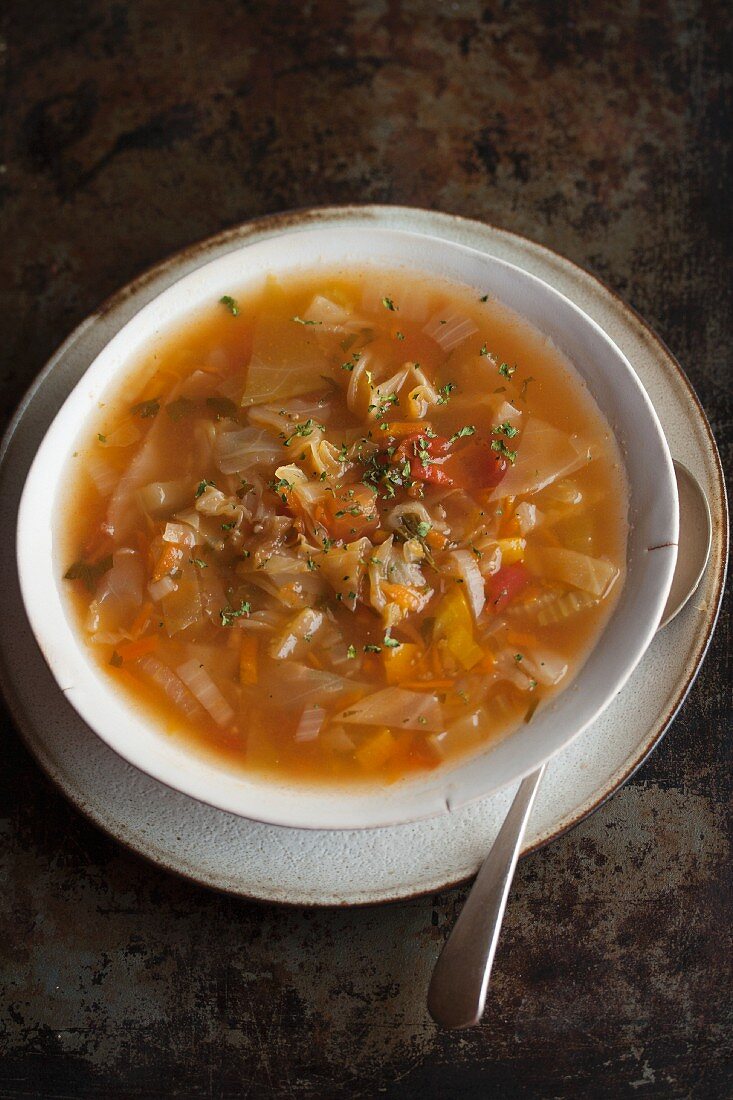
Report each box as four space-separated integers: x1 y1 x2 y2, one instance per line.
0 203 727 905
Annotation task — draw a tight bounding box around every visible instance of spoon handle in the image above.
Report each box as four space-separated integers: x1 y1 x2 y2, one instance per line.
427 764 546 1029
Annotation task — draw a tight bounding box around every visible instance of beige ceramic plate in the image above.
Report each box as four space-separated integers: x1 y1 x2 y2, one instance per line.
0 206 726 905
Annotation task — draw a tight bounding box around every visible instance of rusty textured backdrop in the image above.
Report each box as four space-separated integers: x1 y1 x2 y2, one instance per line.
0 2 731 1097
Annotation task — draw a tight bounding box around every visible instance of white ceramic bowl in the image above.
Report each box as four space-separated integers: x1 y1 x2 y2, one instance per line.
16 227 678 830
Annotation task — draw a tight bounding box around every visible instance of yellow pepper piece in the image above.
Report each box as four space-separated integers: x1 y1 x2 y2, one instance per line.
355 727 397 769
497 537 527 565
435 588 484 671
382 642 421 684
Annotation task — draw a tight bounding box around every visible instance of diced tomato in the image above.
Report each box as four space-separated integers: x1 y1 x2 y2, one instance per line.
320 484 380 542
394 433 454 486
444 438 508 491
485 563 530 611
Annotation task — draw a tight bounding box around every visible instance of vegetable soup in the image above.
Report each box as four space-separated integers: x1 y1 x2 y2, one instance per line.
61 268 628 786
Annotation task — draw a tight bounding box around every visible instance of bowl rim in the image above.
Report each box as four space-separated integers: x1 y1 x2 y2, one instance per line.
15 224 679 830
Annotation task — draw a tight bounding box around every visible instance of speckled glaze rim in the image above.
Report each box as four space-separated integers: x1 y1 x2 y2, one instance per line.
0 204 727 905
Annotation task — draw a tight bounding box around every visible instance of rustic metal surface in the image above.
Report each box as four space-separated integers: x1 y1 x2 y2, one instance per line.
0 1 730 1097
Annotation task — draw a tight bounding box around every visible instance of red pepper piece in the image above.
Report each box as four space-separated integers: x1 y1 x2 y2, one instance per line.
485 563 530 611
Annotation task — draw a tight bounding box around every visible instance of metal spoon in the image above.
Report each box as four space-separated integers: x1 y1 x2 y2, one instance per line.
427 460 712 1029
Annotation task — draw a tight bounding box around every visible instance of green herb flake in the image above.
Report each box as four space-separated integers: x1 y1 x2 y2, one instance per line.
491 438 518 464
221 521 236 531
381 297 397 311
97 433 107 443
383 636 401 649
417 715 428 725
363 643 382 653
436 382 456 405
195 479 215 498
109 650 123 667
190 557 208 569
220 295 240 316
292 315 321 326
492 420 519 438
479 293 489 302
395 331 405 340
219 601 251 627
514 653 523 663
449 425 476 442
498 362 517 378
346 644 357 659
341 351 361 371
63 555 113 592
479 344 489 357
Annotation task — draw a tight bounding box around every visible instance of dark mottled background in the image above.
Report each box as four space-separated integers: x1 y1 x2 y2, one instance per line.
0 2 730 1097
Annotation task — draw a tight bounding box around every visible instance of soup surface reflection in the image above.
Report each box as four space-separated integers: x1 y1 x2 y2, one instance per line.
62 268 628 786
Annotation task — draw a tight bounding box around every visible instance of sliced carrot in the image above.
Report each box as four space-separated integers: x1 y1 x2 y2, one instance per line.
401 679 455 692
239 634 258 685
115 634 159 661
381 582 424 613
383 420 433 437
425 529 448 550
152 543 182 581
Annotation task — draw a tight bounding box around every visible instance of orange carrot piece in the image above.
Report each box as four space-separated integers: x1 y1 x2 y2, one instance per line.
239 634 258 685
152 543 181 581
115 635 159 662
384 420 432 437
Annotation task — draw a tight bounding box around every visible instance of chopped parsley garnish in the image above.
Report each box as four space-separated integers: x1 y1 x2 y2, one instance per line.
514 653 523 663
528 679 538 691
436 382 456 404
416 520 431 538
97 433 106 443
195 479 215 498
395 331 405 340
471 544 483 560
64 555 113 592
219 601 251 626
381 297 397 311
498 362 517 378
417 715 428 725
292 315 321 325
165 396 195 422
363 643 382 653
493 420 519 439
270 477 293 503
221 521 236 531
109 650 123 667
190 557 208 569
479 344 489 357
131 398 160 419
479 293 489 302
383 636 401 648
206 396 238 420
236 478 254 498
220 295 239 316
341 352 361 372
491 438 517 463
449 425 476 442
282 418 323 446
346 644 357 659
